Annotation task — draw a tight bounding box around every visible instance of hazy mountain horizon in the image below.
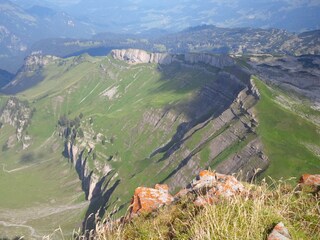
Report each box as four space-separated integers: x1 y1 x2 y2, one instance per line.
11 0 320 33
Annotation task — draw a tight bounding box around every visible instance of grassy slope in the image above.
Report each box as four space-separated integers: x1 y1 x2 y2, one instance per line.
253 77 320 179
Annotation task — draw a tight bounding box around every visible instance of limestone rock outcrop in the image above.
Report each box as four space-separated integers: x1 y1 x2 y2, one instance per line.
129 184 174 217
268 222 291 240
24 54 58 68
110 49 235 68
0 97 33 148
184 52 234 68
111 49 173 65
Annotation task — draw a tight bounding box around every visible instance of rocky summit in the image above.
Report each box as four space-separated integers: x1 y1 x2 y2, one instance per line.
128 170 245 218
129 170 319 217
98 170 318 239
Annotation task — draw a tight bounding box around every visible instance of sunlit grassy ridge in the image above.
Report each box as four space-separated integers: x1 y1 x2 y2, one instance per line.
253 77 320 179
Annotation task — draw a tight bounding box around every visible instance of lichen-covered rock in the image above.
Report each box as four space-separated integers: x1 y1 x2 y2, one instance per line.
299 174 320 186
299 174 320 193
191 170 245 206
268 222 291 240
130 184 174 217
175 170 245 206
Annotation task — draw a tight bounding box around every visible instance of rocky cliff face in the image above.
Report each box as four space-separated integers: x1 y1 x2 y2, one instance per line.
58 117 113 202
248 55 320 105
0 97 33 149
111 49 173 65
22 53 59 72
111 49 235 68
64 141 113 201
159 78 268 191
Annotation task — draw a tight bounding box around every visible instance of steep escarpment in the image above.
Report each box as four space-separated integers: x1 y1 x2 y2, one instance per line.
148 78 267 191
111 49 174 65
57 114 116 201
248 55 320 104
111 49 234 68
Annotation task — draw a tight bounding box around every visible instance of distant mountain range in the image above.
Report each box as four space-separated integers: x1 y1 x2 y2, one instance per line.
0 0 97 72
1 25 317 75
0 0 320 74
60 0 320 33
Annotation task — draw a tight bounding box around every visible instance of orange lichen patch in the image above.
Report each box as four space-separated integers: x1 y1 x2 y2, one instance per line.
129 184 174 217
299 174 320 186
299 174 320 193
267 222 291 240
214 174 245 197
199 170 216 178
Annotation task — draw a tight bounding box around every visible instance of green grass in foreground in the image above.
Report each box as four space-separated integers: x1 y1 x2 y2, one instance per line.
78 180 320 240
253 77 320 179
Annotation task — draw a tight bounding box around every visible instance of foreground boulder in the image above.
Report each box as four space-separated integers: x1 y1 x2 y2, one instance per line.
268 222 291 240
299 174 320 192
176 170 245 206
129 184 174 217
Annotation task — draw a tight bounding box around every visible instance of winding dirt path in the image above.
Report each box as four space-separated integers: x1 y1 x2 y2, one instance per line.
1 158 54 173
0 201 88 239
0 220 41 239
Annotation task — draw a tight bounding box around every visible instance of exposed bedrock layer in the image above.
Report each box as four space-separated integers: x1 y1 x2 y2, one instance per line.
111 48 235 68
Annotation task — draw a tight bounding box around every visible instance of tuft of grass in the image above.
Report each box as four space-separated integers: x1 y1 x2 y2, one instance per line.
89 178 319 240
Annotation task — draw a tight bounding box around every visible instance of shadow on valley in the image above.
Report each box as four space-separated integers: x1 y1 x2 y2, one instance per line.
1 70 45 95
64 147 122 235
82 172 121 236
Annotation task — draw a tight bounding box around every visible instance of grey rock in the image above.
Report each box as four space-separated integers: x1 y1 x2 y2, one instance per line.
268 222 291 240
